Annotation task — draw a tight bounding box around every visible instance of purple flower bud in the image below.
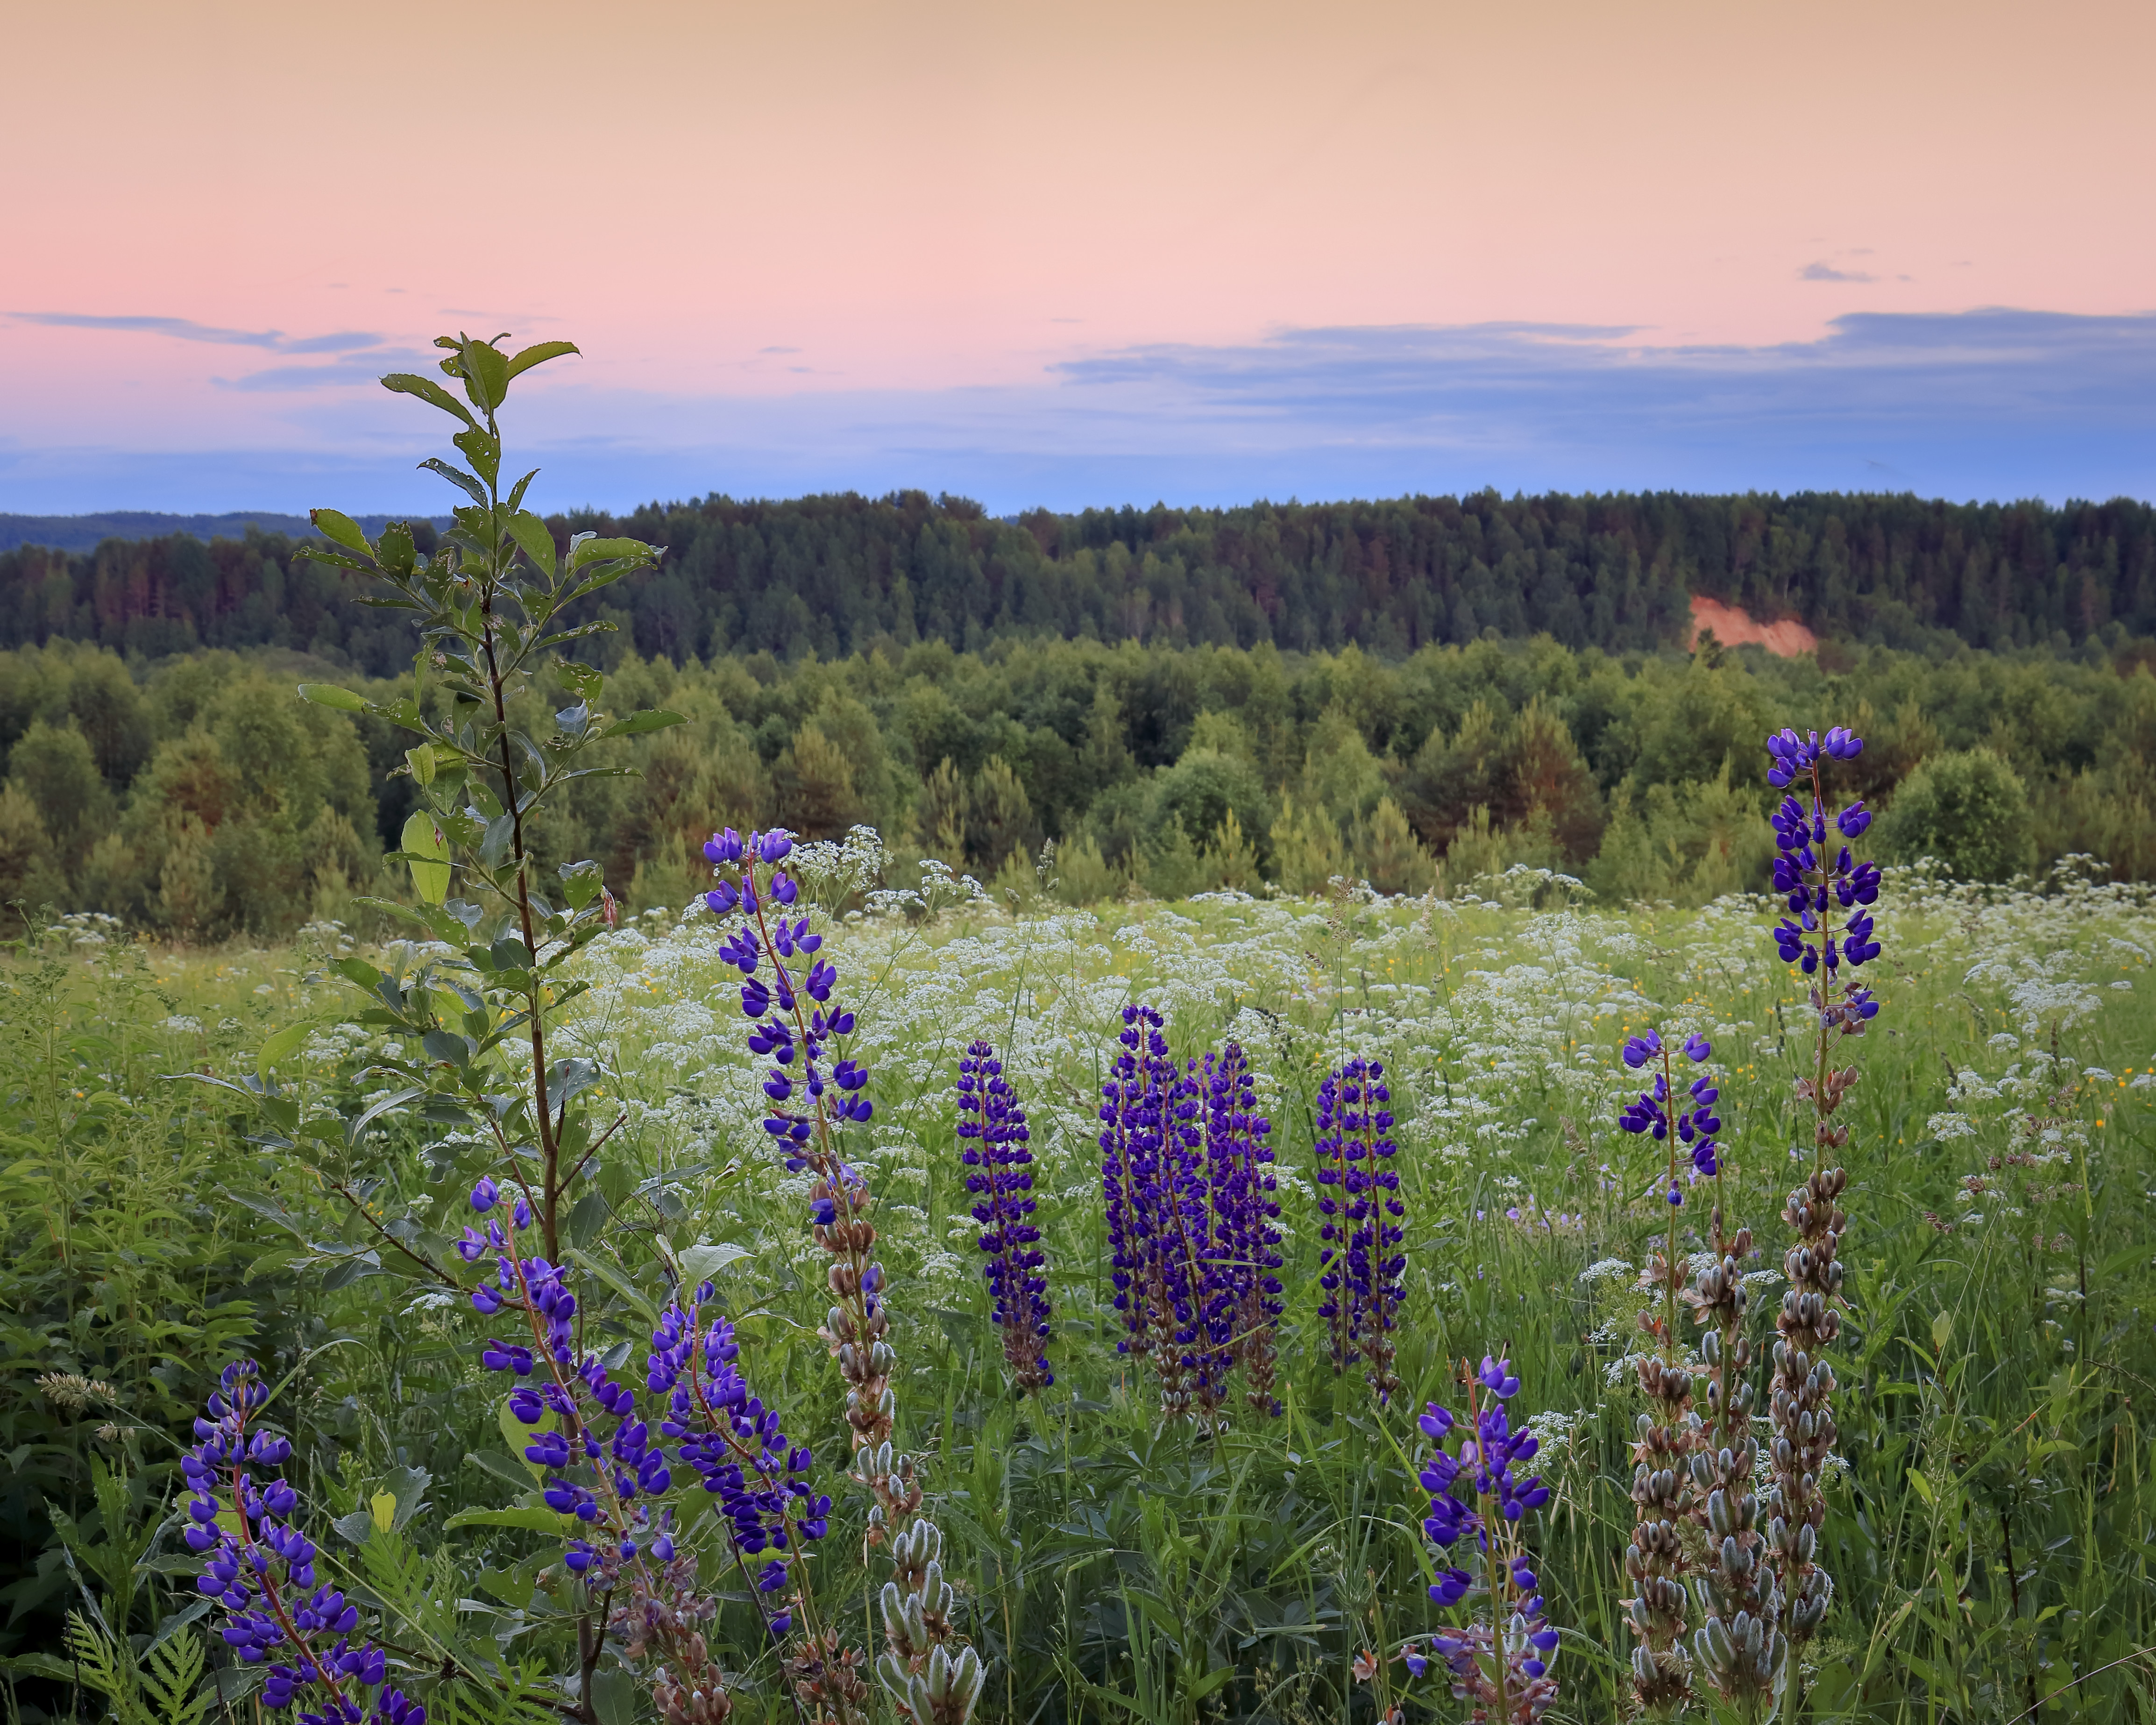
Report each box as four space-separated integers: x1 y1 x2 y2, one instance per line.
470 1176 498 1212
1683 1033 1711 1063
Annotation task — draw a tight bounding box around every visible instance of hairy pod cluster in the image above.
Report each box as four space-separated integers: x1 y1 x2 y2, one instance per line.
1625 1407 1700 1714
1681 1224 1784 1713
877 1519 984 1725
652 1634 730 1725
784 1627 872 1725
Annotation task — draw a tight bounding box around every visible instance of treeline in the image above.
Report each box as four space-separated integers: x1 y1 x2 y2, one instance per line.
5 632 2152 938
5 490 2156 671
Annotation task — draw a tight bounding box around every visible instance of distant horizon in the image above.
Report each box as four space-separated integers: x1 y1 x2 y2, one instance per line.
12 464 2156 557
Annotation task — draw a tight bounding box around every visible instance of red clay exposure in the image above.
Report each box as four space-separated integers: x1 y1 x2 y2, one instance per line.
1688 594 1818 658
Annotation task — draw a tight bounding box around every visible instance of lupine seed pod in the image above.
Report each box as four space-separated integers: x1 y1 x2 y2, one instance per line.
1682 1216 1784 1716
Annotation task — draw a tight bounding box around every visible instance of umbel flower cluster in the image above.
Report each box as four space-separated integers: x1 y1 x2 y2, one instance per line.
956 1039 1052 1391
1099 1006 1283 1420
703 828 981 1725
183 1361 416 1725
1314 1057 1407 1403
1404 1357 1560 1723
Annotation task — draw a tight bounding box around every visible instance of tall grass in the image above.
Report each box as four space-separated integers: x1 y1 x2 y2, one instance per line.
7 861 2155 1723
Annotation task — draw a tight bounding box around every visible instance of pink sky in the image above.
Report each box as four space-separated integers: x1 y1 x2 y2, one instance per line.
5 0 2153 508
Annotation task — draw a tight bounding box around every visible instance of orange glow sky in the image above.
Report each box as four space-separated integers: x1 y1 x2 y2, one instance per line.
5 0 2154 510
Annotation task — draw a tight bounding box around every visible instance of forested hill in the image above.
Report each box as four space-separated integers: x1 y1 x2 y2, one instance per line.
3 490 2152 673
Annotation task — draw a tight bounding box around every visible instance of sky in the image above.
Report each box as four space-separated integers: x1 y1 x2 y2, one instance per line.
4 0 2153 516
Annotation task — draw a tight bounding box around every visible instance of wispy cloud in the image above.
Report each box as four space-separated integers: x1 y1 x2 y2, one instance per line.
1799 261 1878 283
10 312 383 353
6 308 2153 513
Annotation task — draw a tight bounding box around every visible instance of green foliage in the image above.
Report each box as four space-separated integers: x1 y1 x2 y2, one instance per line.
0 916 296 1697
1879 747 2037 880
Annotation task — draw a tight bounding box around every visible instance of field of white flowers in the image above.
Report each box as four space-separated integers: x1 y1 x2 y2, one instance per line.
27 853 2155 1725
454 845 2156 1721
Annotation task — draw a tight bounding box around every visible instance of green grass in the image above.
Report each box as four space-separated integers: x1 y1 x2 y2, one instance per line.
8 862 2156 1725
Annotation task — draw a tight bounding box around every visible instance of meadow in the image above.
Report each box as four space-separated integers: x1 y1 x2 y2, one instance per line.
8 848 2155 1725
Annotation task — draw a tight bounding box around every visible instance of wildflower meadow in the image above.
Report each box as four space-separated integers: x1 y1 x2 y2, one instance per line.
8 337 2156 1725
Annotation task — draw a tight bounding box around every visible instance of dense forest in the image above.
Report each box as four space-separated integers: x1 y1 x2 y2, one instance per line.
3 626 2150 940
3 489 2155 670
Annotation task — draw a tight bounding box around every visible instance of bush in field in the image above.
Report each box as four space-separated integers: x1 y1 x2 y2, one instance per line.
1878 746 2035 881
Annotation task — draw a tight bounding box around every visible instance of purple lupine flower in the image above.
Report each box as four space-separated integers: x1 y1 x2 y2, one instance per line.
1617 1031 1722 1195
1098 1005 1217 1417
958 1038 1052 1391
1201 1042 1283 1413
183 1361 420 1725
1314 1057 1406 1403
650 1280 829 1630
1407 1358 1560 1720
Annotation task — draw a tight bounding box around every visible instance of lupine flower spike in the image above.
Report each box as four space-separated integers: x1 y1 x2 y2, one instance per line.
1672 1038 1785 1715
1100 1006 1203 1416
1615 1029 1707 1714
1402 1356 1560 1722
1201 1043 1284 1413
1763 728 1872 1700
957 1039 1052 1392
183 1360 419 1725
703 828 980 1725
1314 1057 1407 1405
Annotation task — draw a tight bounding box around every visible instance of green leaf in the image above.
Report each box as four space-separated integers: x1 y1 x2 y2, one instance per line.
462 340 511 413
321 1254 385 1292
401 811 452 904
296 544 375 574
505 339 581 382
568 534 652 572
405 744 437 787
298 682 369 712
375 519 418 579
508 511 557 577
558 858 603 909
559 661 603 702
347 1086 425 1148
257 1021 313 1077
565 1247 659 1326
601 709 685 739
454 426 502 488
589 1667 638 1725
380 370 479 429
419 457 490 510
679 1240 752 1288
309 508 373 558
1930 1310 1953 1353
443 1505 570 1534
